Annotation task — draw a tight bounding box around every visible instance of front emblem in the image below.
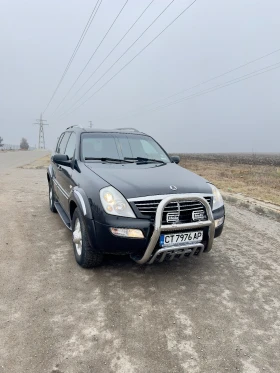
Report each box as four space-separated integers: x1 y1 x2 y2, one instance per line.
170 185 177 191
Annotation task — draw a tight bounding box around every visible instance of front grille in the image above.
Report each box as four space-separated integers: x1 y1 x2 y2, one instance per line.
133 197 212 224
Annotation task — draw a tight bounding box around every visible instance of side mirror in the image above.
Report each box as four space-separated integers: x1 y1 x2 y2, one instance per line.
52 154 72 167
171 155 180 164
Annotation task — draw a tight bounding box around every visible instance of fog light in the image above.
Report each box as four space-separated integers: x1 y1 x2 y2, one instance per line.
215 216 224 228
110 228 144 238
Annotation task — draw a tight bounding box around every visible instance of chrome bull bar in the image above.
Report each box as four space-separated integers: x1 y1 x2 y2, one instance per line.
132 194 215 265
148 243 205 264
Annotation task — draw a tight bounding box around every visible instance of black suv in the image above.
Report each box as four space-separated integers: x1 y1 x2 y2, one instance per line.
47 126 225 267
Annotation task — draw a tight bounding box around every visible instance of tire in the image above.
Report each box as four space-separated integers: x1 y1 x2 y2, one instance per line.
72 208 103 268
49 182 57 213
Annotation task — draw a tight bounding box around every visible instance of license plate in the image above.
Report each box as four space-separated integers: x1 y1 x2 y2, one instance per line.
159 231 203 247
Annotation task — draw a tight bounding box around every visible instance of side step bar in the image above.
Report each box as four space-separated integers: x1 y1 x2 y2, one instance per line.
54 202 72 230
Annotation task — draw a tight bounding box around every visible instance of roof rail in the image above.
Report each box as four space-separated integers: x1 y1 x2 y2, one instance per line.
66 124 84 130
115 127 139 132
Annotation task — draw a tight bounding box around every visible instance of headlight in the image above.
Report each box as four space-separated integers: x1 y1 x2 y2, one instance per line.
209 184 224 210
100 186 136 218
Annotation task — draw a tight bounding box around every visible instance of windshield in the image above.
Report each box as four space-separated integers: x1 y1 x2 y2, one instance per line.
81 133 171 163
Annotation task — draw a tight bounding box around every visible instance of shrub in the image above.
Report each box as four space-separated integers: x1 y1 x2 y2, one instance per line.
20 138 29 150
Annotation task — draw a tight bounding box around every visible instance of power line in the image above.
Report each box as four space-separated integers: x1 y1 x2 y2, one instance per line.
118 47 280 118
69 0 156 103
55 0 176 117
51 0 129 115
42 0 102 114
58 0 198 118
57 0 178 117
150 61 280 112
127 61 280 117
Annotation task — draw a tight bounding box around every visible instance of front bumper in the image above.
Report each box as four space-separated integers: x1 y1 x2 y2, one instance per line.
94 219 151 255
90 194 224 264
132 194 215 264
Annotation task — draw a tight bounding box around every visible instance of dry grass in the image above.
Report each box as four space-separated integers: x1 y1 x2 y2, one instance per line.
180 156 280 206
21 154 51 169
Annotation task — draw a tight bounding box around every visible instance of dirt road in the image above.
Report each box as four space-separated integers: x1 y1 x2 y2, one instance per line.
0 152 279 373
0 150 50 173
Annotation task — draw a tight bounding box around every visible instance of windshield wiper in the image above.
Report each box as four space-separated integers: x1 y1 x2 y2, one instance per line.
85 157 133 163
124 157 166 164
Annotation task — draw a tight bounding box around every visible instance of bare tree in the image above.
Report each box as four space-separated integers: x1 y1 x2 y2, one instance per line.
0 136 3 147
20 138 29 150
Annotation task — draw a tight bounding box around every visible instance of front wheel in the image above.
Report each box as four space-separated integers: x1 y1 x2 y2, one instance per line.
72 208 103 268
49 182 57 213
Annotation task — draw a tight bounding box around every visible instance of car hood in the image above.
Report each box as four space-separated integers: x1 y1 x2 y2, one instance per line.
85 162 212 199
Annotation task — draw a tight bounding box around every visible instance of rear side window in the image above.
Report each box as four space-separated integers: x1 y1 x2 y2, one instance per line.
57 132 71 154
64 133 76 160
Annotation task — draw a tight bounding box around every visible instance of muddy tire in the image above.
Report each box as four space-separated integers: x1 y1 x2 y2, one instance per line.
72 208 103 268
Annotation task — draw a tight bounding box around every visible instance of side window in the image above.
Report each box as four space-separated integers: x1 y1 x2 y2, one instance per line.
64 133 76 160
56 133 64 153
58 132 71 154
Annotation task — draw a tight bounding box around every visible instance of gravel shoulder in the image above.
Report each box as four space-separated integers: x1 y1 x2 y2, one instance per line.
0 154 280 373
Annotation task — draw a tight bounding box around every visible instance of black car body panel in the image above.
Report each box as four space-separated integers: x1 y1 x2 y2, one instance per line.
85 162 212 199
47 127 225 264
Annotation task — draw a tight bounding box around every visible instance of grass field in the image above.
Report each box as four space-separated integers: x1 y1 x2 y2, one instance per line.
179 153 280 206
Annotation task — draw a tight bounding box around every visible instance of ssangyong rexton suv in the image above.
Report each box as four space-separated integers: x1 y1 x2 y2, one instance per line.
47 126 225 267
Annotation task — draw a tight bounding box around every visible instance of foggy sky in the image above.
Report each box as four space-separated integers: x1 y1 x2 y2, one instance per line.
0 0 279 153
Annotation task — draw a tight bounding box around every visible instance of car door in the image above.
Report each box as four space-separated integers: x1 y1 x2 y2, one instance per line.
53 132 71 209
56 132 76 215
52 132 66 200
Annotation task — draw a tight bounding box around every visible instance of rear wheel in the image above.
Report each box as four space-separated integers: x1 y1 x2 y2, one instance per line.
72 208 103 268
49 182 57 213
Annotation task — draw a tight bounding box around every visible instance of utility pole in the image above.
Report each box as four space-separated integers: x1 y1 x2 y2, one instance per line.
89 121 93 128
34 114 48 149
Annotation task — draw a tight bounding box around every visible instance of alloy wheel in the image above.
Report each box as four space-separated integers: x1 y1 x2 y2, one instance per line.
73 219 82 256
